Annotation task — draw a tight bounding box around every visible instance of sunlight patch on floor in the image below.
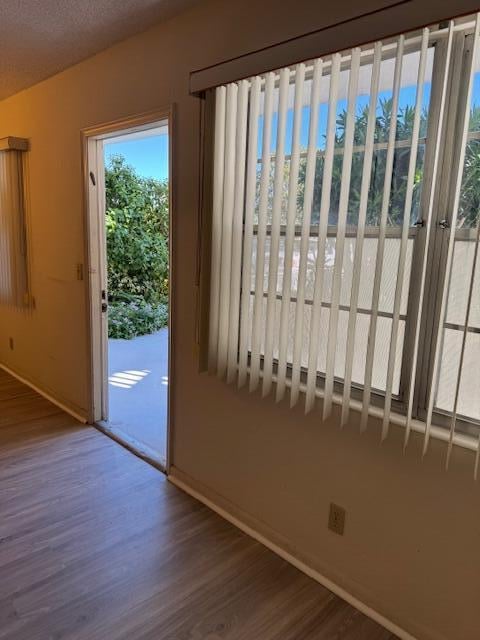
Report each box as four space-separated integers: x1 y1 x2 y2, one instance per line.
109 369 151 389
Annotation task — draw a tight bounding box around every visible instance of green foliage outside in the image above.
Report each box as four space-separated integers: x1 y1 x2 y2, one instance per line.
259 100 480 230
105 155 169 339
108 300 168 340
299 99 428 227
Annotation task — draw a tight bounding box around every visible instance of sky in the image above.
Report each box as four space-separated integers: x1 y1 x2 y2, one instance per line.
102 69 479 180
261 83 430 156
104 134 169 180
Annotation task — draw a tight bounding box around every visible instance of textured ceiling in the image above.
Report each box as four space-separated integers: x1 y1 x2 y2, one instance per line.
0 0 202 100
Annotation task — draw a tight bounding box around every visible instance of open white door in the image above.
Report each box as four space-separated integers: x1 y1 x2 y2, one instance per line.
86 137 109 422
83 110 172 470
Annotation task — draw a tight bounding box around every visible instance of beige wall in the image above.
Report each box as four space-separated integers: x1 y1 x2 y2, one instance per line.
0 2 479 639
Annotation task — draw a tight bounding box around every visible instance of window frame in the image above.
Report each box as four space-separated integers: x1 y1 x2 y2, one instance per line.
204 19 480 438
415 29 480 434
250 35 444 416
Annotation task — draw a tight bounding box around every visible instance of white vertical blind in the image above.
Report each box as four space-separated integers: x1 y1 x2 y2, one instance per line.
424 14 480 457
0 150 28 308
207 14 480 470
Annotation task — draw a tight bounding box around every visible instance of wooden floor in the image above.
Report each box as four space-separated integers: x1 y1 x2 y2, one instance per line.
0 369 396 640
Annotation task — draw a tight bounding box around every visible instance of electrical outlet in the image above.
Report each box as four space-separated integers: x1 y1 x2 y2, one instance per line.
9 337 14 351
328 503 345 536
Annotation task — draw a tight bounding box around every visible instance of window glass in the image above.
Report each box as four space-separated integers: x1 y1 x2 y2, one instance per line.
251 44 433 395
435 40 480 424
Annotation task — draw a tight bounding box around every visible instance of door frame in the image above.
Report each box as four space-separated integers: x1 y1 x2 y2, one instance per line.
81 107 174 472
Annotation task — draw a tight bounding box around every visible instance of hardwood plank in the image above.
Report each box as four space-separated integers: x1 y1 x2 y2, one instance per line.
0 371 397 639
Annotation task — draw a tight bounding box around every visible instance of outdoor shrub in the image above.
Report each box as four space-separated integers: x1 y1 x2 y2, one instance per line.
105 155 169 338
108 299 168 340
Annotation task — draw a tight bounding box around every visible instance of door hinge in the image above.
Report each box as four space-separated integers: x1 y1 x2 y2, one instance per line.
101 289 108 312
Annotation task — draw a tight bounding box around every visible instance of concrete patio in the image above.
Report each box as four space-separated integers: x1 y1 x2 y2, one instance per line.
107 328 168 465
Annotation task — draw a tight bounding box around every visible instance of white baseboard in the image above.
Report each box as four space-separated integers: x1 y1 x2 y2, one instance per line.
0 363 87 424
168 468 418 640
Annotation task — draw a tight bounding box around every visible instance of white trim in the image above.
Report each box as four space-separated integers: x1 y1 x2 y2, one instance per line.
168 469 418 640
81 107 174 472
0 363 87 424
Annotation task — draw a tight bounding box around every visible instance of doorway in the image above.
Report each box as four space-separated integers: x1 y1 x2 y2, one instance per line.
83 110 171 470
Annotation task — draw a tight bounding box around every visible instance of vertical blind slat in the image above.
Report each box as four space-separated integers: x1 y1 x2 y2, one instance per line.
304 54 340 413
0 154 10 301
0 153 11 303
227 80 250 383
262 68 290 396
404 22 454 449
424 15 480 456
0 150 29 308
217 83 238 378
446 222 480 467
382 28 429 440
341 43 382 426
250 72 275 391
276 64 306 402
238 77 261 388
360 36 405 431
322 48 361 421
208 86 227 372
290 57 325 408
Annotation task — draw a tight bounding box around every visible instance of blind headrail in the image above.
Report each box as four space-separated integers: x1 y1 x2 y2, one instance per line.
0 137 29 152
190 3 478 94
